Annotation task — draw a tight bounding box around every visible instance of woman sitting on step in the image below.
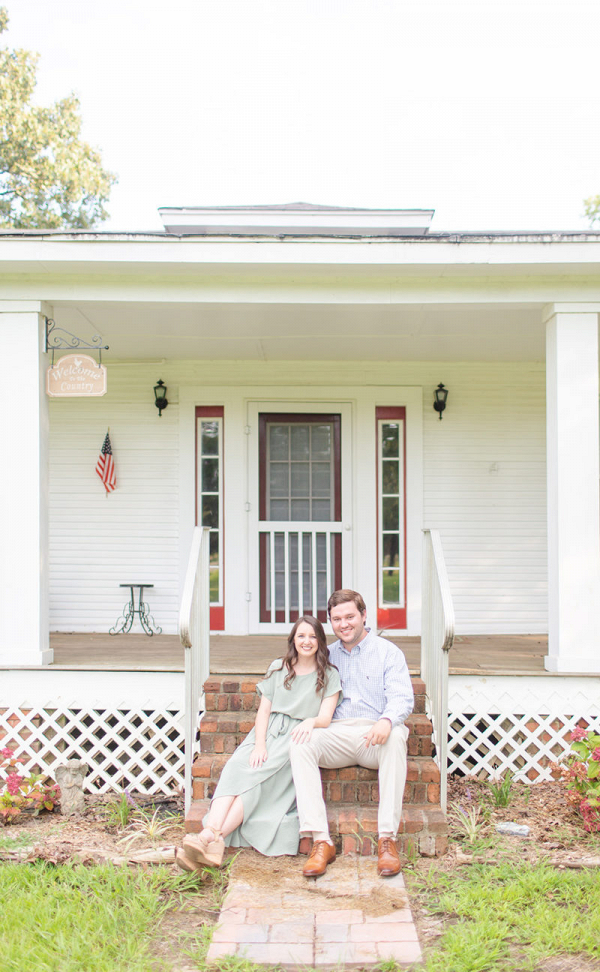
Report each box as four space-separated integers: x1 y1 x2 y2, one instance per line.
176 615 341 870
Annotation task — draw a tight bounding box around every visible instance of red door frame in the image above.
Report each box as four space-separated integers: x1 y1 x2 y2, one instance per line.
195 406 224 631
376 406 407 631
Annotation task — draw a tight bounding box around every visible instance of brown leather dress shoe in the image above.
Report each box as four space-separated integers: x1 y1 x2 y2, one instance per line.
377 836 401 876
302 840 337 877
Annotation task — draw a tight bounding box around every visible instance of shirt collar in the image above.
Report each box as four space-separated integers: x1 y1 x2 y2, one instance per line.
335 626 372 655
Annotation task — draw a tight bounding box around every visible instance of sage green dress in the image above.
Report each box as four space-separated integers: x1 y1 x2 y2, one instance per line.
208 662 341 856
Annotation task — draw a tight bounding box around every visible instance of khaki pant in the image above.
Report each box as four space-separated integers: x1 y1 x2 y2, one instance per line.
289 719 409 839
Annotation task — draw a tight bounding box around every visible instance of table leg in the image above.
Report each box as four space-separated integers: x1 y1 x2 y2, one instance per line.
109 588 135 635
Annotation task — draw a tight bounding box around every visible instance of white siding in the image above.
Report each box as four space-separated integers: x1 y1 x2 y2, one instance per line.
49 359 547 636
49 383 180 634
421 364 547 633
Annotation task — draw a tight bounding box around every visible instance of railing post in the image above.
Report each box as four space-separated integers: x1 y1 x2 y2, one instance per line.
421 528 455 814
179 527 210 816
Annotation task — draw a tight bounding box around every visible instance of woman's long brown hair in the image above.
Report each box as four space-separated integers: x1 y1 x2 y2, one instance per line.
268 615 333 693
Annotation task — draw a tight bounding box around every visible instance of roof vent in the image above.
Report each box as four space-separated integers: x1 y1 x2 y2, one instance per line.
158 202 434 237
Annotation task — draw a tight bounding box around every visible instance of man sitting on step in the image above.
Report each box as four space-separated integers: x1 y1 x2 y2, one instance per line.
289 589 414 878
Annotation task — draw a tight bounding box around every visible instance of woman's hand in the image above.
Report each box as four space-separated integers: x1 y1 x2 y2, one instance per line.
291 718 316 745
249 745 268 768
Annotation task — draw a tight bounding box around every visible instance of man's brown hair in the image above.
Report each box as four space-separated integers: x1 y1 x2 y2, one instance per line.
327 589 367 618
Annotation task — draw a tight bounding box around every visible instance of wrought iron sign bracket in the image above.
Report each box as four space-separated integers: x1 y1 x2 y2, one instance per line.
45 318 109 368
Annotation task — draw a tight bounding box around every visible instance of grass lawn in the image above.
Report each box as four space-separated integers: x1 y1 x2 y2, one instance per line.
408 859 600 972
0 861 215 972
2 780 600 971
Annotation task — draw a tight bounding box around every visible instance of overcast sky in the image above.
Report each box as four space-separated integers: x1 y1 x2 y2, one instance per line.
6 0 600 232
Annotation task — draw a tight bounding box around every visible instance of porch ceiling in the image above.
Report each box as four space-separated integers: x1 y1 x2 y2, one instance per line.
51 300 547 361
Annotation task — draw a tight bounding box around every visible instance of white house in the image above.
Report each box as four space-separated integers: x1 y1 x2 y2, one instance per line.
1 203 599 791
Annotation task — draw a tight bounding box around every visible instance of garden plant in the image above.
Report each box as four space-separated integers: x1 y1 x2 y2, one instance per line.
552 726 600 832
0 747 60 824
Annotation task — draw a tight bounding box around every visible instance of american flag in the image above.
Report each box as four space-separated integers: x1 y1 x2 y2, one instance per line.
96 431 116 493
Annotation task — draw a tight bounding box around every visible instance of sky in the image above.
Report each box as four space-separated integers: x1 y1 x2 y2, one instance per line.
6 0 600 233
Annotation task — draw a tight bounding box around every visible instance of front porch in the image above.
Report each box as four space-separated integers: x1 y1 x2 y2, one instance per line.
44 631 551 676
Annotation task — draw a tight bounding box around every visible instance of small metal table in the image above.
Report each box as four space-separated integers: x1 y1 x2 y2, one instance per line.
109 584 162 636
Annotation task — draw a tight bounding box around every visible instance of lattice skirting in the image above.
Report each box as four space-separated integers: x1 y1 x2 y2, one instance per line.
447 710 600 781
0 706 184 794
446 676 600 782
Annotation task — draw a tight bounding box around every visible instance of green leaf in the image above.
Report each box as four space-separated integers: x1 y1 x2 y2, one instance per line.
0 13 115 228
587 762 600 779
571 742 588 757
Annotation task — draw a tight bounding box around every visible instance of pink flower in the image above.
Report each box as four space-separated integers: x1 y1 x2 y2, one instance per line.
592 748 600 762
0 747 14 759
6 773 23 795
571 727 588 742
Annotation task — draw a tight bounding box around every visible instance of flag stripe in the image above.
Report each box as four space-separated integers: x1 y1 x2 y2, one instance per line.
96 431 116 493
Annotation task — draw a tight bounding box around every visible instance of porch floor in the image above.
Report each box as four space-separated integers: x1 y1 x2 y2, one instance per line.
46 632 551 676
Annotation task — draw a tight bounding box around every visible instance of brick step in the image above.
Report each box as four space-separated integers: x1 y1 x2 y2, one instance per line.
192 754 440 806
186 799 447 858
203 675 426 715
198 711 433 758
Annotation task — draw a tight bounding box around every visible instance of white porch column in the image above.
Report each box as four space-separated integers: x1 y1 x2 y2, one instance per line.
544 303 600 673
0 302 52 665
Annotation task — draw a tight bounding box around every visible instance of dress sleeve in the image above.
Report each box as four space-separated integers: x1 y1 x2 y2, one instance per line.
256 661 283 701
323 666 342 700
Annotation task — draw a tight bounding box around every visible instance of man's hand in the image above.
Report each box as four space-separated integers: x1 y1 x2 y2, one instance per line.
364 719 392 747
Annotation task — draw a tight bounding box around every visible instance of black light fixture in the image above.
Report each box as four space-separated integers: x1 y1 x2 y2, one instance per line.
433 383 448 420
153 379 168 417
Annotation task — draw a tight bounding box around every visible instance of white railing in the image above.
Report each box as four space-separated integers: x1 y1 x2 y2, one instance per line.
261 522 341 624
421 528 455 813
179 526 210 815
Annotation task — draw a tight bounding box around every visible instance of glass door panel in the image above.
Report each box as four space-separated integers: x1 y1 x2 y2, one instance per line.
259 413 342 623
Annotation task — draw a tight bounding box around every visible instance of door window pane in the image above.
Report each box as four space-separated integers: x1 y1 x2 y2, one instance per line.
209 532 219 565
209 568 219 602
269 425 289 460
382 570 400 604
290 462 309 497
291 498 310 521
290 425 309 460
270 499 289 520
202 458 219 494
383 534 399 569
382 460 399 495
382 497 399 532
311 425 331 460
269 463 289 497
266 421 335 522
202 494 219 529
201 421 219 455
312 499 331 521
381 423 399 458
311 463 330 497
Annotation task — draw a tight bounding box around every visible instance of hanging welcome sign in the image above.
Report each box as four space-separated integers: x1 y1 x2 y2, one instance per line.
46 354 107 397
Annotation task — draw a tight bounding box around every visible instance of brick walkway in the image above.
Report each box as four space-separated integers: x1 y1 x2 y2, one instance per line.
206 850 422 968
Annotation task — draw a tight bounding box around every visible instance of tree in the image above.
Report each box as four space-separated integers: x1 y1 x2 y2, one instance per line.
583 195 600 227
0 7 116 229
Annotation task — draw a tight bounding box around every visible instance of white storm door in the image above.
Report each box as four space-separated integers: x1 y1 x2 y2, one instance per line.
247 403 352 633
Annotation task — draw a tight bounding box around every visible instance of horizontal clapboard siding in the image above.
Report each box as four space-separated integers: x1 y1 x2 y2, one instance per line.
49 396 180 633
422 366 547 633
48 359 548 635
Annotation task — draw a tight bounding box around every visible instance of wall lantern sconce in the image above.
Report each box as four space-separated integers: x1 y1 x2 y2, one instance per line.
433 383 448 420
154 379 168 417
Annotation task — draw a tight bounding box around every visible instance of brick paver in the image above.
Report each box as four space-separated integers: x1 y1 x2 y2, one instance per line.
205 850 422 968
